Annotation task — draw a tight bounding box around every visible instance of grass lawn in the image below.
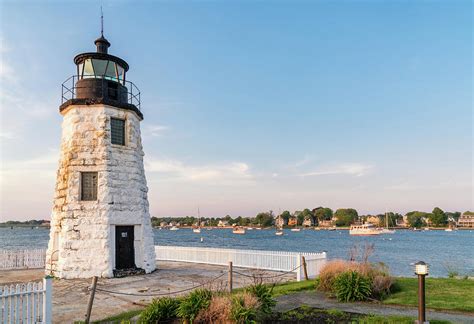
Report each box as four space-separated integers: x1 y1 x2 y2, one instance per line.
270 278 319 297
384 278 474 313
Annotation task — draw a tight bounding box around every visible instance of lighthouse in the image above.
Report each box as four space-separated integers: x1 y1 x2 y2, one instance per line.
45 30 156 278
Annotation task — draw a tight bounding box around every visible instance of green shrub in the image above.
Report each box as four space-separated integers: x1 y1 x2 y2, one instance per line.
333 271 372 302
139 297 180 324
245 283 276 314
177 289 213 323
230 293 259 324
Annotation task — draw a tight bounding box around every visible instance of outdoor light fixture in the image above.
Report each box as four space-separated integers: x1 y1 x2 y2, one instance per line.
414 261 429 324
415 261 429 276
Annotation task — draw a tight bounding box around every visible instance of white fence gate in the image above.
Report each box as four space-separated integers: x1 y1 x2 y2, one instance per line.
0 250 46 270
155 245 327 281
0 277 52 324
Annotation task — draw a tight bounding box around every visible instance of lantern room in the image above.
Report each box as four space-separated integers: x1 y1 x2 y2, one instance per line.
61 34 142 119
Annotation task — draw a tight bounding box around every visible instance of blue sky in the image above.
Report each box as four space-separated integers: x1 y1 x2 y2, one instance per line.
0 1 472 221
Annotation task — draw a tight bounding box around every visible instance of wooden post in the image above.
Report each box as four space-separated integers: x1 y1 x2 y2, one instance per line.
228 261 233 293
85 276 98 324
302 256 309 280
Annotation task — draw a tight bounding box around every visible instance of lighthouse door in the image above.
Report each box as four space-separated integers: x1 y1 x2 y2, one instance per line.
115 226 135 269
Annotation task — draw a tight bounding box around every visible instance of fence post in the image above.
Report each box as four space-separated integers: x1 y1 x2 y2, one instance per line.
43 276 53 324
228 261 233 293
302 256 309 280
296 254 302 282
85 276 98 324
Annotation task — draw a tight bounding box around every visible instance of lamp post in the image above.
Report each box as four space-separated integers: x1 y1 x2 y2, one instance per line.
414 261 429 323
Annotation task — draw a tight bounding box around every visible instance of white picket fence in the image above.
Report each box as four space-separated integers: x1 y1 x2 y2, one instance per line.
0 277 52 324
0 250 46 270
155 245 327 281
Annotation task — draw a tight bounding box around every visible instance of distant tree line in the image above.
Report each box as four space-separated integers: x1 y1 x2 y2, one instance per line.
151 206 464 228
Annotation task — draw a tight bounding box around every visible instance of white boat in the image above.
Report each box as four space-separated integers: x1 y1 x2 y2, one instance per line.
169 226 179 231
193 207 202 234
246 227 253 230
445 228 453 232
275 230 284 236
424 227 430 231
232 227 246 234
349 223 381 236
291 228 301 232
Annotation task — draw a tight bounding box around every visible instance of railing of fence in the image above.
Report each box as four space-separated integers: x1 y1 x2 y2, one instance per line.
155 245 327 281
0 277 52 324
0 249 46 270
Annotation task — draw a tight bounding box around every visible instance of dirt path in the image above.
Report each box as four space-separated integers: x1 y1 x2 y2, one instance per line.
275 291 474 324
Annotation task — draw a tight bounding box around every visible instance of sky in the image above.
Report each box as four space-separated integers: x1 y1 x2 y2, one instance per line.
0 0 472 221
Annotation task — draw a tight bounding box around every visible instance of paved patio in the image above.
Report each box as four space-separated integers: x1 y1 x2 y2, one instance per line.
1 261 294 323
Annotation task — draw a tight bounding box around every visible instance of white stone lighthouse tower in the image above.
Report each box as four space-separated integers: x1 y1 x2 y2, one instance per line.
46 31 156 279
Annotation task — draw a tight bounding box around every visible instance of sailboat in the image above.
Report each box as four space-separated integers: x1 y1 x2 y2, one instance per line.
380 212 395 234
193 208 202 233
275 224 284 236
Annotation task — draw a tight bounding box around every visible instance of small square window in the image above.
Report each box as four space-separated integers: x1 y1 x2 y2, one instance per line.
81 172 98 201
111 118 125 145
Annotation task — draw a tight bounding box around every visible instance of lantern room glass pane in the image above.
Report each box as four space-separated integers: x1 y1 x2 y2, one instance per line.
92 59 107 77
117 65 124 83
77 63 84 78
105 61 117 80
83 59 94 78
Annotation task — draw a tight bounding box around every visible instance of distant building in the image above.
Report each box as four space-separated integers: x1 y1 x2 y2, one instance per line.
218 220 229 227
458 212 474 228
319 219 334 227
288 216 298 226
159 221 167 227
396 217 408 227
275 215 287 228
302 216 313 227
366 215 381 226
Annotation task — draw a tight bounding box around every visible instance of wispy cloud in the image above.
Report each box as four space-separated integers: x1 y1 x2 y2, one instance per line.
300 163 374 177
145 158 254 185
143 124 170 137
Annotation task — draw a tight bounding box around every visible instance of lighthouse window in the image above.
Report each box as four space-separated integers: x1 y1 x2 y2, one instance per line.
105 61 117 80
92 59 108 77
81 172 98 201
77 63 84 78
83 59 94 78
111 118 125 145
117 65 124 83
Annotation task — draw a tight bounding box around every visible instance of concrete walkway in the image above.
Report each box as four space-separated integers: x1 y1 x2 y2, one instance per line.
275 291 474 324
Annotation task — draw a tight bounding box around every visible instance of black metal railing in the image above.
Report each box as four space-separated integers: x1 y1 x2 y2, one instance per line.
61 75 141 110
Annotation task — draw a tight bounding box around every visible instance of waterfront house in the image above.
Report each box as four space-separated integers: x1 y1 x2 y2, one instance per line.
458 211 474 228
288 216 298 226
159 221 167 227
218 220 229 227
302 216 314 227
366 215 381 226
275 215 287 228
319 219 334 227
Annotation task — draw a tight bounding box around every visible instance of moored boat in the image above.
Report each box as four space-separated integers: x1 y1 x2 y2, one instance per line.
232 226 246 234
349 223 381 236
291 228 301 232
193 227 201 233
169 226 179 231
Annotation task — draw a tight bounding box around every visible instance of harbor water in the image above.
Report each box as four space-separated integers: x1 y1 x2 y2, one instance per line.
1 227 473 277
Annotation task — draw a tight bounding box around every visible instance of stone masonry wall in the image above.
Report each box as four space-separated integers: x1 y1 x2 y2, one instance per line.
46 104 156 279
